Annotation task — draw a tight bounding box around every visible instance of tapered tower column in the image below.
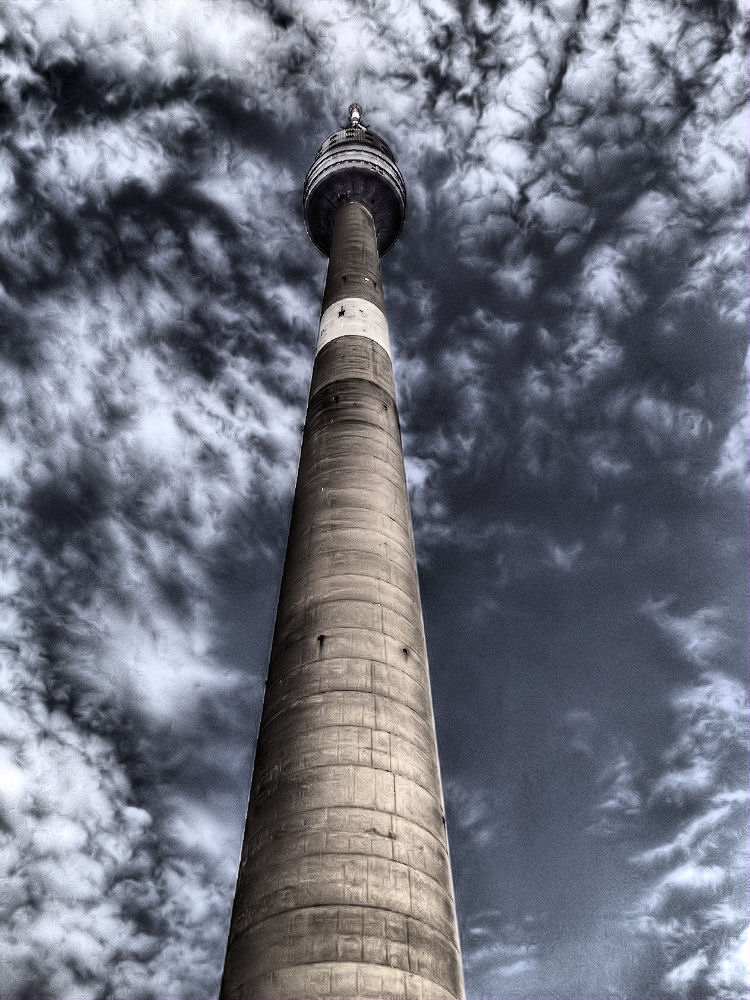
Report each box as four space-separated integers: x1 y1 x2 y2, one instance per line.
220 106 464 1000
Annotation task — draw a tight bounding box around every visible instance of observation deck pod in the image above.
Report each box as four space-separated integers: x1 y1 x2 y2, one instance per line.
303 103 407 258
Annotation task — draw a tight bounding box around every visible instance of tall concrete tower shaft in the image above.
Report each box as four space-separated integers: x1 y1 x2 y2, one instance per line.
220 107 464 1000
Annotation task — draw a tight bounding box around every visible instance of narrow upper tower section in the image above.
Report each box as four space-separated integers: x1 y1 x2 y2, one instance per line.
303 103 407 257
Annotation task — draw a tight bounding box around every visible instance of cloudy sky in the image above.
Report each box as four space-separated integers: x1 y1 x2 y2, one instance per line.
0 1 747 997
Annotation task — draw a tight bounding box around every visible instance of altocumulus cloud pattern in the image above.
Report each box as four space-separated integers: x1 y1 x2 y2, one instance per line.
0 2 746 998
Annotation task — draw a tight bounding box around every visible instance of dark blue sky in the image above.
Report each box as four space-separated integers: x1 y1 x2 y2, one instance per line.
1 1 747 997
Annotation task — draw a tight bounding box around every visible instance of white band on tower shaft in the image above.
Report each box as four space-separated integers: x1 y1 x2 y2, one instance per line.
316 296 391 356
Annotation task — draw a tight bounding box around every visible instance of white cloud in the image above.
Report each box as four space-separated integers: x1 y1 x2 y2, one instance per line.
641 599 730 668
0 630 240 997
587 749 641 837
625 672 749 996
589 449 632 478
632 396 713 457
648 756 715 807
464 910 541 981
547 539 583 571
580 244 644 320
708 925 750 998
712 413 748 489
561 708 598 756
444 778 503 850
665 951 710 991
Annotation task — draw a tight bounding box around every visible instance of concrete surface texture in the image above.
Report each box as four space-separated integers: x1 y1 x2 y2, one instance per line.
220 130 464 999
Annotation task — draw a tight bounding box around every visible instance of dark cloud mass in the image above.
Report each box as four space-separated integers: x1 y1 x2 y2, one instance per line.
0 1 746 997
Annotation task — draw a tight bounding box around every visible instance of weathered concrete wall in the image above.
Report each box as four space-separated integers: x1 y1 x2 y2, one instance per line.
220 202 464 999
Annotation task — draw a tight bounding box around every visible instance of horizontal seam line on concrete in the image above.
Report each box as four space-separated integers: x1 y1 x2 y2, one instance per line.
301 461 405 479
253 722 438 779
242 803 450 858
309 377 396 405
264 672 430 709
302 418 399 433
250 753 442 814
269 656 427 676
298 503 409 522
257 702 436 744
304 404 398 421
282 543 416 566
244 802 450 849
272 626 425 654
267 660 429 698
303 421 400 441
278 577 418 602
293 492 409 510
237 972 460 1000
237 963 460 999
283 545 417 577
305 415 398 430
259 687 436 738
289 516 411 539
316 331 391 352
228 901 462 958
301 445 403 458
317 333 390 351
270 624 428 661
244 838 448 880
288 519 411 540
275 593 422 624
278 600 420 628
299 469 407 491
270 645 425 668
242 848 454 902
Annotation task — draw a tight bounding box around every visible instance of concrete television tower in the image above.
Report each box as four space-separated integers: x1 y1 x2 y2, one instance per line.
220 105 464 1000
